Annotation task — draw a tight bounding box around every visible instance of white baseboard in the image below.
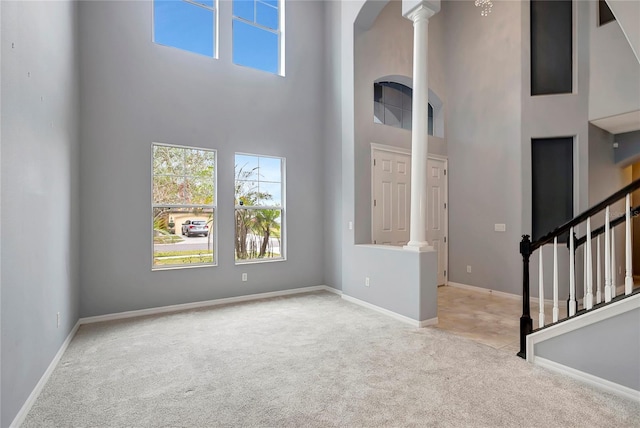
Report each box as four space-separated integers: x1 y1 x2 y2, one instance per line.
80 285 335 325
321 285 343 296
533 357 640 403
447 281 554 305
10 321 81 428
341 294 437 328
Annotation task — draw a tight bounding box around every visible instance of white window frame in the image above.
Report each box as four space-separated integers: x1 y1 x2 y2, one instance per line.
234 153 286 264
231 0 285 76
152 142 218 270
152 0 219 59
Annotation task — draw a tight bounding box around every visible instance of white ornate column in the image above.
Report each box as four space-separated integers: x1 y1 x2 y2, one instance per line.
403 0 440 252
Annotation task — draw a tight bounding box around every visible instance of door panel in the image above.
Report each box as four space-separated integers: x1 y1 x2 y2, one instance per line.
426 158 447 285
373 150 411 246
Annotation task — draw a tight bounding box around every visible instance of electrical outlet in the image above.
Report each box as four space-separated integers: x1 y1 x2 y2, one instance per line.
365 277 370 287
467 265 472 273
56 312 60 328
348 221 353 230
242 273 247 282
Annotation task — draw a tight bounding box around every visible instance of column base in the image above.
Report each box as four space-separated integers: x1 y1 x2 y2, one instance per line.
403 241 434 252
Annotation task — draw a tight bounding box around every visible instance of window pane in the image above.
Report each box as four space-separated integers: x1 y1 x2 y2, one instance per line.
233 19 278 74
185 148 215 175
261 0 278 7
236 180 259 205
258 156 281 182
402 90 412 111
233 0 255 21
185 176 215 205
195 0 215 8
235 208 282 261
374 84 383 103
384 105 402 128
383 85 403 108
258 182 281 206
256 1 278 30
154 175 185 204
153 145 185 176
402 110 412 130
236 154 259 180
154 0 214 57
154 207 214 267
374 101 384 124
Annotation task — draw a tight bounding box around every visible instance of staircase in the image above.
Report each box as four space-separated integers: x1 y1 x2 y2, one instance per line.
518 179 640 398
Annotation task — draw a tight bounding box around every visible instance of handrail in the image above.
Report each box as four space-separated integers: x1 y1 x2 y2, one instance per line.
574 205 640 247
531 178 640 252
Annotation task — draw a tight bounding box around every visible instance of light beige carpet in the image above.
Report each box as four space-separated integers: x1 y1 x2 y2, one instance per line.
23 291 640 427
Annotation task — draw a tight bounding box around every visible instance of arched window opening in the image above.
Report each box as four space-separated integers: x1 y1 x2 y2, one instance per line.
373 81 434 135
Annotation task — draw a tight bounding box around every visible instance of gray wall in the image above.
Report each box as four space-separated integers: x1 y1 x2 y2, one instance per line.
535 305 640 391
1 1 80 426
444 0 523 294
78 0 326 317
348 246 438 322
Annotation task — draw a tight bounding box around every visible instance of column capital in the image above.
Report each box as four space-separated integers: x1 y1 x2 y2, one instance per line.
402 0 440 22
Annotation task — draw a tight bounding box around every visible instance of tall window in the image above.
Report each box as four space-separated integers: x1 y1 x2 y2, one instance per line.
153 144 216 268
233 0 284 75
373 82 434 135
235 154 285 262
153 0 217 58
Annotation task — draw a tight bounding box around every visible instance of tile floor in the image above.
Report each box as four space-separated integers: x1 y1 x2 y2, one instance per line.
432 285 568 355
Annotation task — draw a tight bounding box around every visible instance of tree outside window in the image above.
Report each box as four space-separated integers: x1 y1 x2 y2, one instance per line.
235 154 285 262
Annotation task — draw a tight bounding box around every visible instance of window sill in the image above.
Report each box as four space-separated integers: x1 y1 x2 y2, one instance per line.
235 257 286 265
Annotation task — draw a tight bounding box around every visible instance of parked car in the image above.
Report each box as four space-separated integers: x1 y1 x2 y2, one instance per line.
181 220 209 237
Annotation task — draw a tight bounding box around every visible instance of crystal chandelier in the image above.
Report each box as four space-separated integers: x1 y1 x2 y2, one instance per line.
475 0 493 17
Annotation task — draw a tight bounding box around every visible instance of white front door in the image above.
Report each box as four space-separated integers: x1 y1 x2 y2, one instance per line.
371 145 448 285
426 157 448 286
372 148 411 246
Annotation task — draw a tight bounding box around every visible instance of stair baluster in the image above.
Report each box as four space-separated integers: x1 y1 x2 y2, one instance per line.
625 193 634 295
569 226 576 316
586 218 593 310
611 226 617 298
539 250 544 327
553 237 559 323
605 206 612 303
596 235 602 304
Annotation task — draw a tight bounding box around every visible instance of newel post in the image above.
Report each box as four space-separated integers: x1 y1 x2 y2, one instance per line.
518 235 533 359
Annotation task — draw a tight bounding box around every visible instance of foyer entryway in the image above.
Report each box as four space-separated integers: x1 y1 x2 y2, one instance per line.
371 144 448 285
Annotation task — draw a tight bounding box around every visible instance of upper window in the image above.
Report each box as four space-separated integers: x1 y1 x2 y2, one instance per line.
153 0 217 58
153 144 217 269
373 82 434 135
235 154 285 262
233 0 284 75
